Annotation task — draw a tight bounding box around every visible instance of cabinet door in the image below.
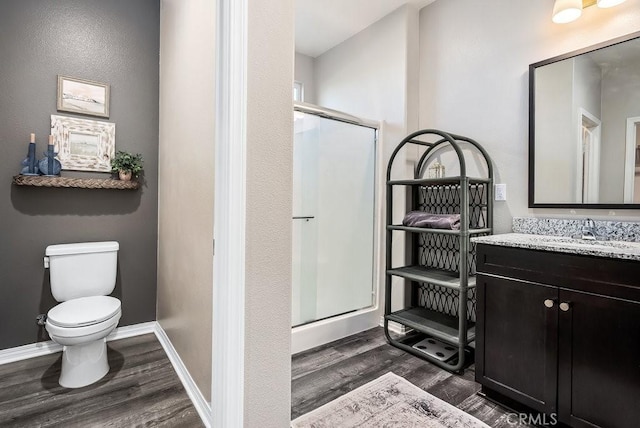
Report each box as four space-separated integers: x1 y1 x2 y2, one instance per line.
476 274 558 414
558 290 640 428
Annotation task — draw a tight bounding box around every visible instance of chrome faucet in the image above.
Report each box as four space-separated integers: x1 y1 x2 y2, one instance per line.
581 218 596 240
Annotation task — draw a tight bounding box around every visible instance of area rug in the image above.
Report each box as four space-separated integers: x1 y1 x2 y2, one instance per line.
291 372 490 428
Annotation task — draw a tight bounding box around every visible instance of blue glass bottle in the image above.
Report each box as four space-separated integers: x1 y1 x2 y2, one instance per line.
20 133 40 175
39 138 62 176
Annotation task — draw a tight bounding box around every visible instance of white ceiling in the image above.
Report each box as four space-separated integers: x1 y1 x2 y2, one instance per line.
295 0 436 58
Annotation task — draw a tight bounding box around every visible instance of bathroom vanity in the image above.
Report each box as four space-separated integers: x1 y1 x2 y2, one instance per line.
473 234 640 428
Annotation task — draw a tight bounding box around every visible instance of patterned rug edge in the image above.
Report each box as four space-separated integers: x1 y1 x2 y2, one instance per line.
291 372 490 428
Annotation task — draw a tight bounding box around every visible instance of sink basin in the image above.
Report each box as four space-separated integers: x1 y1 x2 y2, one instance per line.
570 234 608 242
523 235 640 253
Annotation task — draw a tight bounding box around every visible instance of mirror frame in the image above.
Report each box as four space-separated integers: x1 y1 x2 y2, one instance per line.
529 30 640 209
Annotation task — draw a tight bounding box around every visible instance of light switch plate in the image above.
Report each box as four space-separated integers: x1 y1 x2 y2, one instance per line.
495 184 507 201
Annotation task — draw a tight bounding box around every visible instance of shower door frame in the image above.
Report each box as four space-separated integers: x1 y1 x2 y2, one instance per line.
290 102 384 354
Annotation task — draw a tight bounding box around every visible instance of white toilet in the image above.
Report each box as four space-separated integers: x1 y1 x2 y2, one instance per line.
44 241 122 388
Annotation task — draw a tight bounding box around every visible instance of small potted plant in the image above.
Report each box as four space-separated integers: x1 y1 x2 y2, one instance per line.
111 151 143 181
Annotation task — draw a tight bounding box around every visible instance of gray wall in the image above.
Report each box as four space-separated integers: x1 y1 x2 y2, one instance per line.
419 0 640 228
314 4 419 313
294 52 316 104
244 0 293 425
534 56 603 204
600 64 640 202
534 60 575 203
0 0 160 350
158 0 214 402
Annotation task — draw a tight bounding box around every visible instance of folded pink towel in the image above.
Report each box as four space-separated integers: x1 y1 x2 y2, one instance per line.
402 211 461 230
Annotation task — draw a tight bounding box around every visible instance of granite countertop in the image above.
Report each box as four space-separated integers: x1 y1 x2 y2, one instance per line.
472 233 640 261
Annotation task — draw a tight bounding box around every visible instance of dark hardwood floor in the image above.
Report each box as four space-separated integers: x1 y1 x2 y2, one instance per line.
291 327 532 427
0 334 203 427
1 327 532 427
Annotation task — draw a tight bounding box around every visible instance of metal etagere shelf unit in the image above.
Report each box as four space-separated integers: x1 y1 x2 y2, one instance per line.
384 129 493 373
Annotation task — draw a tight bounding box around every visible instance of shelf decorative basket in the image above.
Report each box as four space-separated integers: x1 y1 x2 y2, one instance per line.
13 175 139 190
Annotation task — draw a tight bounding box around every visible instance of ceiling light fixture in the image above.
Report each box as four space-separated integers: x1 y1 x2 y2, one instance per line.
552 0 627 24
552 0 583 23
596 0 626 7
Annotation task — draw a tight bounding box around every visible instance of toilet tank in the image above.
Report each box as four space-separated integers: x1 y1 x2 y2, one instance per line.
46 241 119 302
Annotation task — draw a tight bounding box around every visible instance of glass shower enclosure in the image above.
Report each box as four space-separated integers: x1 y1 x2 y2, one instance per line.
292 103 378 329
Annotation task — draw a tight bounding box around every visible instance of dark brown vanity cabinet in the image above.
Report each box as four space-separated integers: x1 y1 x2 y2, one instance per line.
476 274 558 415
475 244 640 428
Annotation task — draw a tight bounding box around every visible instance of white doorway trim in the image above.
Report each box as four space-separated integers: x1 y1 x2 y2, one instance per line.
212 0 247 427
575 108 601 203
623 116 640 203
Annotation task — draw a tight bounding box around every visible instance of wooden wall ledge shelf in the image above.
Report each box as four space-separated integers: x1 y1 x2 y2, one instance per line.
12 175 139 190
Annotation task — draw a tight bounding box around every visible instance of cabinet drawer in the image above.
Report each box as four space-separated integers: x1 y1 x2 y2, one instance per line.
477 244 640 302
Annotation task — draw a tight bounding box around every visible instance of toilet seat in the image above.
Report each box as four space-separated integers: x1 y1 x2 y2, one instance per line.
47 296 121 328
44 297 121 389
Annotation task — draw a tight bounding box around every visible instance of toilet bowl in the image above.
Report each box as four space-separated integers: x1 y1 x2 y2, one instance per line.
43 242 121 388
45 296 121 388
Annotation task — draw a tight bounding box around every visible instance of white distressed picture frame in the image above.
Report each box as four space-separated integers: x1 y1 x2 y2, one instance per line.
51 115 116 172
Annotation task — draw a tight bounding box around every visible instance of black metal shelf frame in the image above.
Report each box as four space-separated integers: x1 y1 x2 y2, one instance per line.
383 129 493 373
387 266 477 290
386 307 476 345
387 225 491 235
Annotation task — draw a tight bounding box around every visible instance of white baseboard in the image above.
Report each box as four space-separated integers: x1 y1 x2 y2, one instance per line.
0 321 212 428
0 321 156 366
153 323 212 428
379 316 412 335
108 321 156 341
0 339 62 366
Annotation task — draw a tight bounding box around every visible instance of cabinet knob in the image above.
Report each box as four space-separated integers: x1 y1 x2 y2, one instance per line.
544 299 555 308
559 302 571 312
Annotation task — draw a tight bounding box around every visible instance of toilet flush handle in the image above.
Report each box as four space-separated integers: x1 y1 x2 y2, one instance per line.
44 256 50 269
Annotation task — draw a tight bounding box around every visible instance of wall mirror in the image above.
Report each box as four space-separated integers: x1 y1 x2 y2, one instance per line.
529 31 640 208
